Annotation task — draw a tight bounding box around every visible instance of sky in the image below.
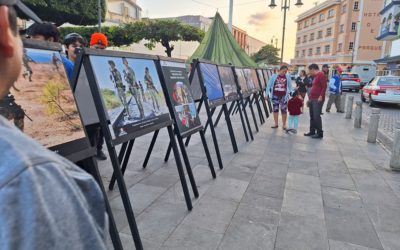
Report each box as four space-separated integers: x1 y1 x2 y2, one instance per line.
137 0 318 62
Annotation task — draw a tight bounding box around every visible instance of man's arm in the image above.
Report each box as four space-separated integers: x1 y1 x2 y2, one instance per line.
0 162 108 250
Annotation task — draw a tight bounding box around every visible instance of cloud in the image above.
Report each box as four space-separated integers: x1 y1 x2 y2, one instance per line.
248 12 271 26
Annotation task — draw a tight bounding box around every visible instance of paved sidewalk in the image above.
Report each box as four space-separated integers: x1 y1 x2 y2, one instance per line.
98 106 400 250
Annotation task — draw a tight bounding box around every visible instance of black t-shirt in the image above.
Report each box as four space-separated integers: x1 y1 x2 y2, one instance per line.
295 76 309 93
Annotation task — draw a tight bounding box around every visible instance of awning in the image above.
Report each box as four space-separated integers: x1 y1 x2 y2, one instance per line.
374 55 400 63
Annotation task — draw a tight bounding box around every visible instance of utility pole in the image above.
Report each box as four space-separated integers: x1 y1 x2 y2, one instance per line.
98 0 102 32
228 0 233 32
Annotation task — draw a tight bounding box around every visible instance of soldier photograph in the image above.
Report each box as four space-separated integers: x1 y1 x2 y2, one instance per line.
144 66 160 112
108 60 133 120
122 57 144 119
22 48 34 82
52 52 62 71
0 92 25 131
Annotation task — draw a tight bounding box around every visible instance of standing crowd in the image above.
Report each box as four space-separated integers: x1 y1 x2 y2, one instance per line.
266 63 345 139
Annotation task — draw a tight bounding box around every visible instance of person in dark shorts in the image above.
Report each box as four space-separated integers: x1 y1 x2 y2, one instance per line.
266 65 293 129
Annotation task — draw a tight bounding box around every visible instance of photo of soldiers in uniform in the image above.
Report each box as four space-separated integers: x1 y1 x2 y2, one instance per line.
258 69 266 89
251 69 261 91
160 61 201 134
0 48 85 148
218 66 239 102
243 68 256 92
235 68 250 97
89 56 169 138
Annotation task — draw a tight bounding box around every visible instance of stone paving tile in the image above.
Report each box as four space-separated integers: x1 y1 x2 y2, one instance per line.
161 224 223 250
282 189 324 220
328 239 378 250
220 163 256 182
247 174 286 199
218 217 277 250
240 191 283 212
285 172 321 195
324 206 383 250
255 161 289 179
318 160 350 176
233 202 280 226
275 212 329 250
180 196 238 233
321 186 364 211
320 173 357 190
288 159 319 177
206 177 249 203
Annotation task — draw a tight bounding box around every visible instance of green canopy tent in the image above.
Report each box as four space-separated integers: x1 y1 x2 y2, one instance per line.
190 12 258 67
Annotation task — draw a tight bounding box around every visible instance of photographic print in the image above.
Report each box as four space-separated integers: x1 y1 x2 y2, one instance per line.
160 60 202 135
89 55 170 140
199 63 225 107
262 69 270 89
257 69 266 89
243 68 256 93
0 48 86 149
218 66 239 102
235 68 250 97
251 69 261 91
190 68 203 101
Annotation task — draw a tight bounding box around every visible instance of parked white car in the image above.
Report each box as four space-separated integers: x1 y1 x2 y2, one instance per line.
361 76 400 106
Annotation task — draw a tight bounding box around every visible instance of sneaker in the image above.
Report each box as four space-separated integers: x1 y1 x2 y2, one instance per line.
96 150 107 161
311 134 323 139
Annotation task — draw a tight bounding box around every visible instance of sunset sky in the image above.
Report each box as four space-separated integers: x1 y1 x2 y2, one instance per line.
137 0 317 62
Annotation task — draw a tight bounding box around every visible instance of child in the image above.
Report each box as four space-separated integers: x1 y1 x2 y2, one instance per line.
287 90 303 134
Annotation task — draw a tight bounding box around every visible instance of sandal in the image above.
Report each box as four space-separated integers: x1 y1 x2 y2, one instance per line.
271 125 279 129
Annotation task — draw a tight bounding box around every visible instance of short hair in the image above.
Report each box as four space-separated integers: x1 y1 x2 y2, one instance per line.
308 64 319 70
322 64 329 68
64 33 86 48
300 70 306 75
280 65 288 71
8 6 17 36
108 60 115 66
27 22 60 42
291 90 299 98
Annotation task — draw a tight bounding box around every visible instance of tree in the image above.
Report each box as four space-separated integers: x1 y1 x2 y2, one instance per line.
251 44 280 65
21 0 106 26
60 20 205 57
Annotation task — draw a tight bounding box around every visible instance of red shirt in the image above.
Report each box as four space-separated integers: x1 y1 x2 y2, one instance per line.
310 72 327 101
288 96 303 116
273 75 287 97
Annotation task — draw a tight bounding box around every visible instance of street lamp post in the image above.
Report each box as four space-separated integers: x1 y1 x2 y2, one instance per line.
269 0 303 64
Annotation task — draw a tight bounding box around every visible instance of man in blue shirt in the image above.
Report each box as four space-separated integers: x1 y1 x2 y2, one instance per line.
326 67 343 113
0 1 108 248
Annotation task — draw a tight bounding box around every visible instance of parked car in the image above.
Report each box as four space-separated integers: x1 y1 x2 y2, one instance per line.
341 73 361 92
361 76 400 106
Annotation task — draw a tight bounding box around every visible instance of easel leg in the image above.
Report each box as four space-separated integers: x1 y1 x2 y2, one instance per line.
204 107 216 132
78 157 123 250
213 107 224 128
143 130 160 168
260 94 270 119
120 139 135 176
109 142 129 190
107 144 143 249
254 94 265 124
237 99 249 142
207 108 224 170
177 136 199 198
164 142 172 162
249 97 259 132
223 104 238 153
241 99 254 141
184 100 204 147
199 129 217 178
167 125 193 210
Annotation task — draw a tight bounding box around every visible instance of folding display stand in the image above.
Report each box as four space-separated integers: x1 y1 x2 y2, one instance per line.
76 49 202 250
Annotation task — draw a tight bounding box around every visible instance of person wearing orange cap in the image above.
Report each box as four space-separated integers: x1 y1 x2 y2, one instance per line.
90 32 108 49
326 67 344 113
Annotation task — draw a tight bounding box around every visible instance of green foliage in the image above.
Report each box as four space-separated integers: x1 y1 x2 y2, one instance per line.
251 44 280 65
40 80 80 130
101 88 121 110
60 19 205 57
21 0 106 26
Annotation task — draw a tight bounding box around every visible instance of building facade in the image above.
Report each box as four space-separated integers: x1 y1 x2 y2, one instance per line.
291 0 384 70
105 0 142 25
375 0 400 75
159 15 213 32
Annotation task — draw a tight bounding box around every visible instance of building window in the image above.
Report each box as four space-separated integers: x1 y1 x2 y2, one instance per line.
316 47 321 55
340 24 344 33
319 13 325 22
328 10 335 18
311 17 316 25
351 22 357 31
318 30 323 39
342 4 347 13
298 22 302 30
303 35 307 43
326 27 332 37
296 37 301 44
304 20 309 27
302 50 305 57
310 33 315 41
349 42 354 50
296 51 299 58
308 48 313 56
338 43 343 52
324 45 331 53
354 1 359 10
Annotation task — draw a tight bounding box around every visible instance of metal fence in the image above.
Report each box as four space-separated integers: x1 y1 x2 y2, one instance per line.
376 70 400 77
